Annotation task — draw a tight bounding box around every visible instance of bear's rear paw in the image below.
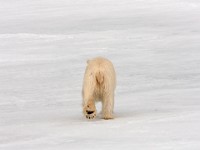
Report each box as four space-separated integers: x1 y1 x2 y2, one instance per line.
86 110 94 115
103 113 114 120
83 104 96 120
86 110 96 119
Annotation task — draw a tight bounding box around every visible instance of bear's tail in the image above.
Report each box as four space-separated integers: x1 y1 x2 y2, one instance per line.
96 71 104 84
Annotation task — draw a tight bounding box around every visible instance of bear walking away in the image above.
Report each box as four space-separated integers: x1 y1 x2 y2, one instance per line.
82 57 116 120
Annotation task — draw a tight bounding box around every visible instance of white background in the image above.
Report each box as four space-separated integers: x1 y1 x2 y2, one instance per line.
0 0 200 149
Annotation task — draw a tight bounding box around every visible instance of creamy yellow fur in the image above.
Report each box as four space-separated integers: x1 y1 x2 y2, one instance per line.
82 57 116 120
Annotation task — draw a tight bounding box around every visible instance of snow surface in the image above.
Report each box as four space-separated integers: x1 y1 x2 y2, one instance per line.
0 0 200 149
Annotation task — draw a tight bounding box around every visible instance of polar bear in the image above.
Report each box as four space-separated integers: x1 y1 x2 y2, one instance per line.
82 57 116 120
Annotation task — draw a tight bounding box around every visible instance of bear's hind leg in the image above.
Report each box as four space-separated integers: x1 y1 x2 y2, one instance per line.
102 94 114 120
83 98 97 119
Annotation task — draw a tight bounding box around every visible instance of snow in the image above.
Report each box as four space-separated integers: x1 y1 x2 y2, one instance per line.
0 0 200 149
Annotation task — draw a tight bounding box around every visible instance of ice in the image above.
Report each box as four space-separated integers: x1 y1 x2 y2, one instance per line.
0 0 200 149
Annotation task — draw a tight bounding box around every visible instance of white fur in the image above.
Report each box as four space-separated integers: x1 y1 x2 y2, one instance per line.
82 57 116 119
